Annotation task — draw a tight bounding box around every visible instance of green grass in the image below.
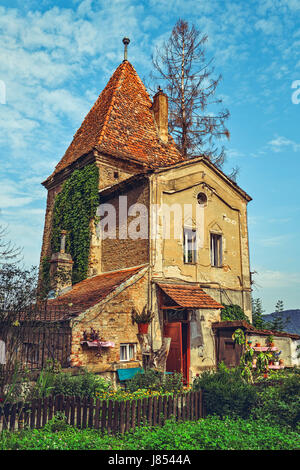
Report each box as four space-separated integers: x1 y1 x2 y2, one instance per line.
1 416 299 450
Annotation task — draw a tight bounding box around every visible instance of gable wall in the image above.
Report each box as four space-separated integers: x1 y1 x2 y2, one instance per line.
150 160 252 319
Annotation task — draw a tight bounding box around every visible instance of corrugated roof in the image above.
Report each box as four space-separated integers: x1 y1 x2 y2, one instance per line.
47 60 184 181
157 283 224 309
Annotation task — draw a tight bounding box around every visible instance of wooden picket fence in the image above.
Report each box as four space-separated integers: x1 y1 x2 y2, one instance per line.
0 391 204 434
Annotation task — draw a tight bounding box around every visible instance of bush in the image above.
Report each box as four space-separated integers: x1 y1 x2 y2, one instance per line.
192 363 258 419
51 370 112 398
221 304 249 322
126 369 183 394
251 374 300 429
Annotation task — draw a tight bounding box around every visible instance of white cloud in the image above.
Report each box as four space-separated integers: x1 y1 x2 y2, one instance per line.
268 135 300 152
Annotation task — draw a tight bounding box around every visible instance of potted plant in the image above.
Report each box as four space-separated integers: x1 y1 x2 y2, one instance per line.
266 335 275 348
132 306 154 334
274 350 281 366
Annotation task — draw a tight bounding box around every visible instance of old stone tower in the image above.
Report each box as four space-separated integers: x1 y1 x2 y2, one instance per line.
38 48 254 382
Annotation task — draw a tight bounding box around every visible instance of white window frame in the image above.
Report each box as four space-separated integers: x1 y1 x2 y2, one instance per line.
183 227 197 264
120 343 137 362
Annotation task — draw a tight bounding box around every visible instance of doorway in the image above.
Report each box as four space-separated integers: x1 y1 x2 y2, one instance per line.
164 319 190 384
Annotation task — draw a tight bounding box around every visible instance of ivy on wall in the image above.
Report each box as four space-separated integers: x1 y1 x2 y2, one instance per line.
50 163 99 284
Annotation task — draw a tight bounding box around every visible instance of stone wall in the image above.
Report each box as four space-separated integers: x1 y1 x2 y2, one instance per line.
101 181 150 273
69 268 149 383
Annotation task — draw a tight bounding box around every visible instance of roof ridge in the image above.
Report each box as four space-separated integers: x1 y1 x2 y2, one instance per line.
97 61 128 147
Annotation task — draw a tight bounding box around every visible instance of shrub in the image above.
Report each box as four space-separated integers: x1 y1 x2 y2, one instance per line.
51 370 112 398
221 304 249 322
251 374 300 429
126 369 183 394
192 363 258 419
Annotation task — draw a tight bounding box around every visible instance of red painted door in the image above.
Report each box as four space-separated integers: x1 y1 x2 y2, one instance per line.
164 322 183 374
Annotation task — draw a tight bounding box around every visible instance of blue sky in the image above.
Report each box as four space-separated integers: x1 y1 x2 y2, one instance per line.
0 0 299 314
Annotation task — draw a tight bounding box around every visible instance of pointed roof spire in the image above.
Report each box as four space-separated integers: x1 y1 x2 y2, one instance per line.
122 37 130 61
44 60 184 184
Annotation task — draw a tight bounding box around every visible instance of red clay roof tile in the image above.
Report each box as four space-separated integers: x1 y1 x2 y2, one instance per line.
157 283 224 309
49 265 147 314
49 61 184 179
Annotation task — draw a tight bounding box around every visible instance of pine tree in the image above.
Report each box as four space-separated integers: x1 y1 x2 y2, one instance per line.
269 300 290 332
251 297 266 329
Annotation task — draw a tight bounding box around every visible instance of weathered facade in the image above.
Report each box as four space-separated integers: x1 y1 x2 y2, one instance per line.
35 55 299 384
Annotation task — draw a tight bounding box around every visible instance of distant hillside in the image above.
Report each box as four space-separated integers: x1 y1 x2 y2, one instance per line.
262 310 300 336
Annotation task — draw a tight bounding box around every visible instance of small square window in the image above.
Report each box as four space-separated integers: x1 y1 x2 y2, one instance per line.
120 343 136 361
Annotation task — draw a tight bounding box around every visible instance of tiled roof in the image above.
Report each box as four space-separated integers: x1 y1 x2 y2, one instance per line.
157 283 224 309
49 265 147 314
212 320 300 340
49 60 184 179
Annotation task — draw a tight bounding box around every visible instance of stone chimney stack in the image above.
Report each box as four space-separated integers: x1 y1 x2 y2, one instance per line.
152 88 168 144
50 230 73 296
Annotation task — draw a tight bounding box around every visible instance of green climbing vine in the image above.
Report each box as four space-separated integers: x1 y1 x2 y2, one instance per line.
50 163 99 284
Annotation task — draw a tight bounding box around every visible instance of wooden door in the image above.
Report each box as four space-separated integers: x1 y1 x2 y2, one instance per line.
164 322 183 374
218 335 242 367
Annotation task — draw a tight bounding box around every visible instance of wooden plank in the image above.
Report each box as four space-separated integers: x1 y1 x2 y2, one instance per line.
35 398 42 429
69 396 75 426
88 398 94 428
124 400 130 433
136 399 142 428
181 394 185 422
148 396 153 426
157 396 163 426
94 399 101 430
9 402 17 431
64 396 70 425
199 390 203 418
76 396 82 428
162 395 168 424
131 400 136 432
194 391 199 420
186 393 190 421
152 396 158 426
107 399 113 434
119 401 125 434
142 397 148 426
42 397 48 427
101 400 108 433
113 400 119 434
167 395 173 419
82 397 88 428
30 399 36 429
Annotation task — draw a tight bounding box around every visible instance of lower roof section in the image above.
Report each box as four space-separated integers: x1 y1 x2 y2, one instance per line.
49 264 148 315
157 282 224 310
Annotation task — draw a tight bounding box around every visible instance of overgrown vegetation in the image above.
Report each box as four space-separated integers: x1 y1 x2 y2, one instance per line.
1 415 299 450
49 163 99 285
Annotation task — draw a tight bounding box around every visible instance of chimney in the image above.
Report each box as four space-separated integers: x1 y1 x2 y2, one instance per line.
49 230 73 296
152 88 168 144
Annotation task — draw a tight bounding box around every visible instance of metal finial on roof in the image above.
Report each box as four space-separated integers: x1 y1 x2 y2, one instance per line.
122 37 130 61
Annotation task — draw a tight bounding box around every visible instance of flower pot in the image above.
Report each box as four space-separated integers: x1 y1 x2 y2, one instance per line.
255 343 261 347
268 342 275 348
138 323 149 334
279 359 284 366
274 361 279 366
